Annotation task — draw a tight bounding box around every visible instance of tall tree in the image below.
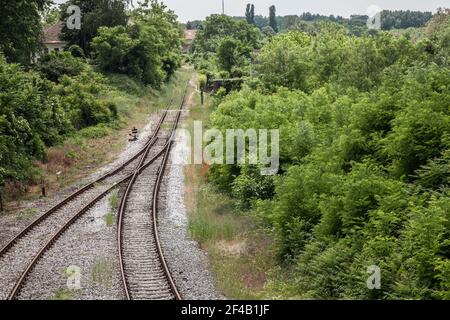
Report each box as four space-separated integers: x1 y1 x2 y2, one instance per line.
92 0 183 86
426 8 450 55
269 5 278 33
246 4 256 25
60 0 130 55
250 4 255 25
217 36 240 73
0 0 51 64
245 4 252 24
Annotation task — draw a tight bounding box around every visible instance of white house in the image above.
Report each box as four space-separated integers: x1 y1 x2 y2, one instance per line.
42 21 67 53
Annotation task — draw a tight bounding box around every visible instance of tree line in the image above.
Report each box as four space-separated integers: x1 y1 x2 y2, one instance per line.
380 10 433 30
186 6 434 35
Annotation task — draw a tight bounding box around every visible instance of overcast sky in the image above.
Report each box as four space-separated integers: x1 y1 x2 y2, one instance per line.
54 0 449 22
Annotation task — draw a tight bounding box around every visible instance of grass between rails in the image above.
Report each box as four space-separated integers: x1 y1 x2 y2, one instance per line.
105 189 119 227
51 289 74 301
3 68 192 213
184 78 299 300
91 258 114 288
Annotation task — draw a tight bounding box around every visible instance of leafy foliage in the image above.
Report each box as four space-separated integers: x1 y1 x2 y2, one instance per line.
0 0 51 64
269 6 278 33
0 54 69 181
245 4 255 25
0 51 119 185
191 14 261 78
35 51 87 82
60 0 130 55
208 12 450 299
380 10 433 30
0 0 183 189
92 0 182 87
426 8 450 56
256 27 422 92
54 69 118 129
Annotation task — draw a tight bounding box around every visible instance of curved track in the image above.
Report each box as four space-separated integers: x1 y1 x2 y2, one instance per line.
0 96 178 300
117 86 187 300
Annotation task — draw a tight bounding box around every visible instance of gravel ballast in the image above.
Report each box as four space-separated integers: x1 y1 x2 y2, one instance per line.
0 76 224 300
0 113 160 250
17 192 124 300
158 96 224 300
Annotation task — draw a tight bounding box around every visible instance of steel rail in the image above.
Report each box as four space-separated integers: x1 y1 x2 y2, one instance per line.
152 139 181 300
7 150 167 300
118 84 188 300
0 99 172 259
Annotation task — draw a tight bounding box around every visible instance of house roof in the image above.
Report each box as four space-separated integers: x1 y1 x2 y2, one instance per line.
43 21 66 44
184 29 197 41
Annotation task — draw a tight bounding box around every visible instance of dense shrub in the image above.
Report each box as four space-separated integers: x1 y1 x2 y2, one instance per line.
0 0 182 193
54 70 118 129
35 51 87 82
0 54 69 181
191 14 262 78
0 0 48 64
0 52 120 185
256 27 422 93
208 14 450 299
60 0 129 54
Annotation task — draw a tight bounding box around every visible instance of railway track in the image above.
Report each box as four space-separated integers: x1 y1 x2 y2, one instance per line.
0 92 185 300
117 86 187 300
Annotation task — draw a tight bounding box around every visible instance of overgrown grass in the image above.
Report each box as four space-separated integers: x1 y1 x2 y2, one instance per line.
104 190 119 227
185 172 299 299
104 213 115 227
188 185 237 243
108 190 119 209
91 258 114 288
17 207 38 220
78 124 113 139
149 66 193 112
184 75 298 300
105 73 144 96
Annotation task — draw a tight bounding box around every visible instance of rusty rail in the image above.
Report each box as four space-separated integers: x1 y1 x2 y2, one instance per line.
0 100 172 259
118 84 188 300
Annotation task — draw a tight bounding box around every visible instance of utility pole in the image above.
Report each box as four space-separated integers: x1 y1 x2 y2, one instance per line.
222 0 225 14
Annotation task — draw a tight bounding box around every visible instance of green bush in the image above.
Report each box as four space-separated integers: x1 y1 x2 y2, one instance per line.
79 124 112 139
0 54 69 181
207 18 450 299
68 45 86 59
0 52 121 184
192 14 262 79
54 70 118 129
35 51 87 82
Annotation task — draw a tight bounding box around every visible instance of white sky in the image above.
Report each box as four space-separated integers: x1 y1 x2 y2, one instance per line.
54 0 450 22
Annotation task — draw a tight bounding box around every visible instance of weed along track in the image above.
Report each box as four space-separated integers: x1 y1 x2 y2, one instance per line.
0 90 188 300
118 87 187 300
